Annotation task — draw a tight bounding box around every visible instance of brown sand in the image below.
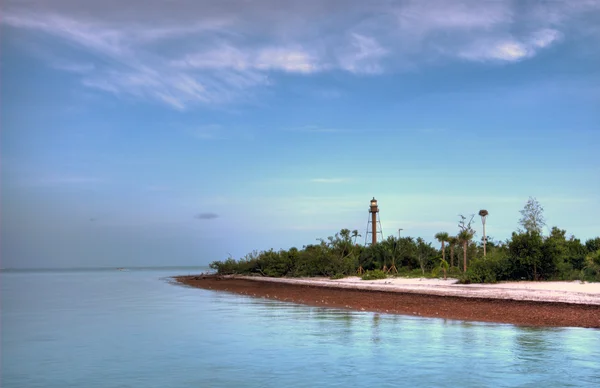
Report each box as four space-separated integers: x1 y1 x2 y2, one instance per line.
174 275 600 328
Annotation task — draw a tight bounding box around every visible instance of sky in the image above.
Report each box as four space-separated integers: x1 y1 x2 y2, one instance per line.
1 0 599 268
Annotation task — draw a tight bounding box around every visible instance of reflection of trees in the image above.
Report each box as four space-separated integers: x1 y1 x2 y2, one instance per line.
513 327 561 373
310 309 356 342
371 313 381 344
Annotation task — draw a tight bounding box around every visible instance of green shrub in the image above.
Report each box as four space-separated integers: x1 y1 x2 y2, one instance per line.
582 262 600 282
457 273 471 284
208 229 599 282
460 252 512 284
447 266 462 278
466 260 498 283
361 269 387 280
396 268 434 278
209 258 240 275
590 250 600 266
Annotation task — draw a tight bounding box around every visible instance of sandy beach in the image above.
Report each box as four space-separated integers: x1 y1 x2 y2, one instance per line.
256 276 600 305
175 275 600 328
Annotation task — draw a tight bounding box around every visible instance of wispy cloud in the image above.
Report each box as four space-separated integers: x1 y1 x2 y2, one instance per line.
51 61 96 74
173 45 323 74
337 33 388 74
3 0 598 108
457 29 563 62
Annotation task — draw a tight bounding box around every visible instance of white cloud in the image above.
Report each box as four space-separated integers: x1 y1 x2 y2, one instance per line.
173 45 322 74
459 40 529 62
2 0 597 108
173 45 250 71
338 34 388 74
255 47 321 73
529 29 562 48
395 0 513 32
457 29 563 62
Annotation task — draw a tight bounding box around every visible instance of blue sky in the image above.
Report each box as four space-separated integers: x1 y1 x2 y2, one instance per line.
1 0 599 268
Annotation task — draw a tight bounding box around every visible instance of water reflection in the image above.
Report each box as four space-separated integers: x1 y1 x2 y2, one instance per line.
3 271 600 388
514 327 554 367
371 313 381 343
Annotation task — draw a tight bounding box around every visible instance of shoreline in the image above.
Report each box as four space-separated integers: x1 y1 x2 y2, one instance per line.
174 275 600 328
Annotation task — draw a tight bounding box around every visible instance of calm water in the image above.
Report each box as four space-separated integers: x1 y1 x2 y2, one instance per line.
2 269 599 387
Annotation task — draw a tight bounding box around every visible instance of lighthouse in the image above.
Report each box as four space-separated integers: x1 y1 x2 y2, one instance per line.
365 197 383 245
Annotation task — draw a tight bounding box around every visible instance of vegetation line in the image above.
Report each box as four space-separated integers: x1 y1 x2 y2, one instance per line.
210 197 600 283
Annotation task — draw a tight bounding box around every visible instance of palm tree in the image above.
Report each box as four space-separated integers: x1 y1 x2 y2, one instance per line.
351 230 361 245
434 232 450 264
447 236 458 268
478 210 489 257
439 258 449 280
458 229 474 272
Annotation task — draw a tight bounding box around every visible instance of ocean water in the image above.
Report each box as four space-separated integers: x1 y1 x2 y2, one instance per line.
1 269 599 387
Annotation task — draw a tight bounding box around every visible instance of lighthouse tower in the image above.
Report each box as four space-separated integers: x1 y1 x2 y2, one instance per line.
365 197 383 245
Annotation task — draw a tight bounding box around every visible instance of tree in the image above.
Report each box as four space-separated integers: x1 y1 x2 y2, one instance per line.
383 236 399 273
458 230 474 272
447 236 458 268
439 258 449 280
416 237 436 275
509 231 545 280
519 197 545 235
458 214 476 272
585 237 600 253
351 230 361 245
478 209 489 257
397 237 418 269
434 232 450 264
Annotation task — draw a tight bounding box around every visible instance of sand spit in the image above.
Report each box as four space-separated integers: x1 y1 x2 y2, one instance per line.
175 275 600 328
249 276 600 305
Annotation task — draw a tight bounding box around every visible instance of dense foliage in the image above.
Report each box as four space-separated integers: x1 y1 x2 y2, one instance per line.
210 199 600 283
209 227 600 283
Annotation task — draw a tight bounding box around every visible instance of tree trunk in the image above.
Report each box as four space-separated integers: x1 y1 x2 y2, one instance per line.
450 246 454 268
442 241 446 262
483 223 487 257
463 241 467 272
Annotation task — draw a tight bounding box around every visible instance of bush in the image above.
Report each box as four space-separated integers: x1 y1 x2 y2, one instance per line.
582 265 600 282
361 269 387 280
209 258 240 275
396 268 433 278
447 266 462 278
457 273 471 284
582 252 600 282
466 259 498 283
460 252 512 284
330 273 346 280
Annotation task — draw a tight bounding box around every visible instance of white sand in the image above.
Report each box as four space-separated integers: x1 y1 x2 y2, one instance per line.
238 276 600 305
